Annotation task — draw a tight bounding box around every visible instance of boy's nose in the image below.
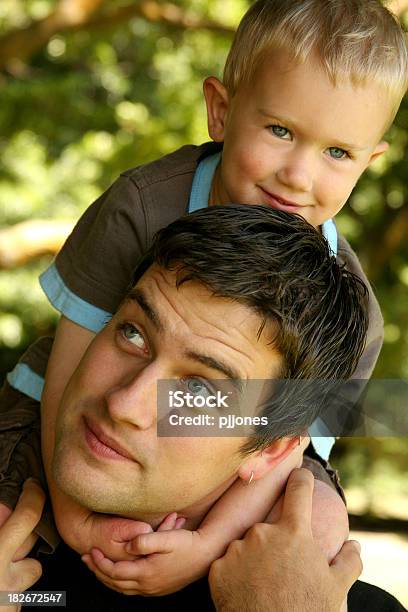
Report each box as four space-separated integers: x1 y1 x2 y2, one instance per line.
104 364 159 430
276 153 314 193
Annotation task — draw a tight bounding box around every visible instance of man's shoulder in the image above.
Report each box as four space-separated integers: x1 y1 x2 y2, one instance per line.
120 141 222 188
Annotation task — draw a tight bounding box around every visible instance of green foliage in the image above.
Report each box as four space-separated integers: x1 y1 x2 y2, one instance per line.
1 1 407 372
0 0 239 375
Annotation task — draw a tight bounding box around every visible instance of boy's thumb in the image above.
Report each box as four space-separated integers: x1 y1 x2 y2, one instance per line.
126 530 177 556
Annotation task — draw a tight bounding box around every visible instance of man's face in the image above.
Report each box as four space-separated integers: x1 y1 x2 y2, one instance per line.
206 48 390 227
53 265 282 519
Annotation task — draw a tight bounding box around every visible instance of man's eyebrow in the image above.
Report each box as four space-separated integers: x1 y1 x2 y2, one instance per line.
125 288 164 332
258 108 366 151
185 351 243 392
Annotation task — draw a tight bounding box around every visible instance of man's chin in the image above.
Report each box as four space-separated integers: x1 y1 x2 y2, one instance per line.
52 449 111 512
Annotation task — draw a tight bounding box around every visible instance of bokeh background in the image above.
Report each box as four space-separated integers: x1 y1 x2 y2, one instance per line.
0 0 407 604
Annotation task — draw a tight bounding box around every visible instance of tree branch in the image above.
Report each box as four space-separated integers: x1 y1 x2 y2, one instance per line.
0 220 75 268
81 2 234 36
389 0 408 16
0 0 104 72
0 1 234 72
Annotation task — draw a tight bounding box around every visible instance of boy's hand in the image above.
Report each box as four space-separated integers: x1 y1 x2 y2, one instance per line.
208 469 362 612
80 436 311 596
81 512 213 596
0 479 45 609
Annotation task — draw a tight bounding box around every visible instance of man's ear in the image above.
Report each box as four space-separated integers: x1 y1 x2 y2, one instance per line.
203 76 230 142
238 437 300 483
367 140 389 166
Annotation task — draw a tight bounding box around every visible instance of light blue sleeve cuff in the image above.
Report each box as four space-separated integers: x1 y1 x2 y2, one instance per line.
39 263 112 333
7 364 44 402
309 418 336 460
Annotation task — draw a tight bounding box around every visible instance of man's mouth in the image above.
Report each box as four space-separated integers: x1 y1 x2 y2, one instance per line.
258 187 308 212
83 417 135 463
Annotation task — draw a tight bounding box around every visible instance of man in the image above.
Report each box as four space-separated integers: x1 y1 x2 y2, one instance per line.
1 205 399 610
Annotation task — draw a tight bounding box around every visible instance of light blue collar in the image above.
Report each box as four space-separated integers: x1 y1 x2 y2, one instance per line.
189 152 222 212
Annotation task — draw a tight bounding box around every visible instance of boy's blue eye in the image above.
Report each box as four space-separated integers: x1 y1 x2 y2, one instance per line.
328 147 348 160
270 125 290 139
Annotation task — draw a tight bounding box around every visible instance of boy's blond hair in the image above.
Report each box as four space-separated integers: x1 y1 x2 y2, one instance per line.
224 0 408 124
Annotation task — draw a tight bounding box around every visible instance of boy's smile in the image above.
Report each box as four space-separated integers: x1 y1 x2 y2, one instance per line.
205 49 390 227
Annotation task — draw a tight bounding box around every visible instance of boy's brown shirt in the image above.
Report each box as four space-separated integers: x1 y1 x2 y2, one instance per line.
0 141 383 545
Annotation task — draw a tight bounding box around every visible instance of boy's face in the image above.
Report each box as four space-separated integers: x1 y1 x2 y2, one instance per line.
204 49 391 227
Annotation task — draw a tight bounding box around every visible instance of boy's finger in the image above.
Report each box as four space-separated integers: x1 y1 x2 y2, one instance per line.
126 529 179 556
93 516 153 544
330 540 363 590
281 468 314 529
89 548 116 576
82 554 121 588
83 553 146 588
0 480 45 560
175 517 186 529
157 512 178 531
102 559 150 582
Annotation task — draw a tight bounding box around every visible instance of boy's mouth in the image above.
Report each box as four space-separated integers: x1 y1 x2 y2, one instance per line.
258 187 307 213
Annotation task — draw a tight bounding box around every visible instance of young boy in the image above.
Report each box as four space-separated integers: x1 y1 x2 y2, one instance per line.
0 0 407 597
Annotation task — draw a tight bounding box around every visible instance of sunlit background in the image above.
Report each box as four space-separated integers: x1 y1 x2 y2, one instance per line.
0 0 407 605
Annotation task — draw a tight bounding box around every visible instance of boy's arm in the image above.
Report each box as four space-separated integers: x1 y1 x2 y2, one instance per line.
193 436 308 554
41 316 95 477
0 315 93 551
265 455 349 562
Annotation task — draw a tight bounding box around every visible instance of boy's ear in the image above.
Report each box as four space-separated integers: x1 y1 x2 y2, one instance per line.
367 140 389 166
238 436 300 483
203 76 230 142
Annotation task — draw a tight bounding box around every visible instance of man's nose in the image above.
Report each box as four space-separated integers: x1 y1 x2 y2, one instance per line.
104 364 159 430
276 149 314 193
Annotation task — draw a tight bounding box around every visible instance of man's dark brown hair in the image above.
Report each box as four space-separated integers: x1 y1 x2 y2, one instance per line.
133 204 368 447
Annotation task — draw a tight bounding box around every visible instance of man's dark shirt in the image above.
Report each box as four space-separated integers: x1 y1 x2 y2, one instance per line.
25 540 407 612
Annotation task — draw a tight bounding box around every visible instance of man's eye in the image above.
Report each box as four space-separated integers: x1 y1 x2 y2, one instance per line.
182 377 213 398
327 147 348 160
119 322 147 350
270 125 291 140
